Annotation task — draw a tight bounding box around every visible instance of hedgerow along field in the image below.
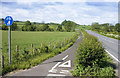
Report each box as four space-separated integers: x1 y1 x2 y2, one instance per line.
16 21 61 31
2 31 79 75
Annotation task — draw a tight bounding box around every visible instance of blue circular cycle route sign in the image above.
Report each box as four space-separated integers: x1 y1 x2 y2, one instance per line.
4 16 13 26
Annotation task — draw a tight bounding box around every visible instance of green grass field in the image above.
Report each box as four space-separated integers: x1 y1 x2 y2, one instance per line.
2 31 75 55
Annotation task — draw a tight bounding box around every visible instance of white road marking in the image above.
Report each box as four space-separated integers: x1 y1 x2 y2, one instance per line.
47 74 65 76
61 70 69 72
60 72 65 74
59 60 71 67
105 50 120 63
49 69 57 73
62 55 69 60
60 70 69 74
49 62 61 73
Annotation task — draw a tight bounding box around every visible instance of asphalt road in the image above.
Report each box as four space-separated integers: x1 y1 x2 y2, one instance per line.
7 32 83 77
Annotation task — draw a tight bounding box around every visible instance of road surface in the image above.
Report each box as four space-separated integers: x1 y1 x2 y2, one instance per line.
6 32 83 77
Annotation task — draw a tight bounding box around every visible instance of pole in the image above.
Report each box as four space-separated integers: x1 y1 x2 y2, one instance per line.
9 26 11 65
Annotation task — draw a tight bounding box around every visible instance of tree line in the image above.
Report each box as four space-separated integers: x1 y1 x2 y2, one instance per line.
91 22 120 34
1 19 77 32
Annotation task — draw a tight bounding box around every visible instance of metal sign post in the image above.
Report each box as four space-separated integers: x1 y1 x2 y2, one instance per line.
9 26 11 65
4 16 13 65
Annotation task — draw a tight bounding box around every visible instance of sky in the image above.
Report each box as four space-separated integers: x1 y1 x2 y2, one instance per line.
0 0 119 25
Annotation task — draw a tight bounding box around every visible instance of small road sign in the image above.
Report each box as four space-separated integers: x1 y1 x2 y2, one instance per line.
4 16 13 65
4 16 13 26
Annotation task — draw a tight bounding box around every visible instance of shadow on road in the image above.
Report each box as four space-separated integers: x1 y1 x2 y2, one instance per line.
41 60 64 65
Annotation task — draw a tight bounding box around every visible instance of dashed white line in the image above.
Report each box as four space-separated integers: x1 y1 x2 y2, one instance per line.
49 62 61 73
62 55 69 60
105 50 120 63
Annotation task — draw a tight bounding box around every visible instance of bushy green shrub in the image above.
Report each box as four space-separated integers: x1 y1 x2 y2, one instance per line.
72 30 115 76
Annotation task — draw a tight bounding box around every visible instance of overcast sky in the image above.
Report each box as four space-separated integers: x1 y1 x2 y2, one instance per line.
0 0 119 25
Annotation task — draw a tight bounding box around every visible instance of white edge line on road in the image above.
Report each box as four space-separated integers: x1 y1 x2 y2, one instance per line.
105 50 120 63
47 74 65 76
62 55 69 60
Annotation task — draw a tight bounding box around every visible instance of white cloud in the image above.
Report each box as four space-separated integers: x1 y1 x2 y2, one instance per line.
1 0 119 2
1 1 118 25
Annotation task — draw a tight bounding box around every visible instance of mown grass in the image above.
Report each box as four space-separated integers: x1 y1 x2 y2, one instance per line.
71 30 115 76
2 31 79 75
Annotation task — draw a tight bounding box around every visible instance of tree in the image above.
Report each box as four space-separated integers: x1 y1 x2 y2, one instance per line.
2 24 8 30
2 19 8 30
25 20 31 26
109 25 114 32
91 22 100 31
11 22 18 31
115 23 120 32
63 21 76 32
101 23 110 32
57 25 62 31
30 25 36 31
61 20 67 26
40 24 49 31
22 20 37 31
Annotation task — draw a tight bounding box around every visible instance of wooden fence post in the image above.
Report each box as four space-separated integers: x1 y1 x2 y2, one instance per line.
41 43 42 47
58 40 60 47
31 44 33 49
49 42 51 48
64 38 65 45
61 43 63 47
54 42 56 48
16 45 19 56
33 49 35 54
64 38 66 45
31 44 34 54
2 55 4 68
